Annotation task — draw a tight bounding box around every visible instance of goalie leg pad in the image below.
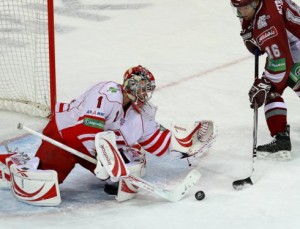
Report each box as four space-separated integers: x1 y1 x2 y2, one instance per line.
95 132 148 201
115 178 139 202
95 131 129 182
6 154 61 206
0 153 16 189
94 160 110 180
115 161 144 202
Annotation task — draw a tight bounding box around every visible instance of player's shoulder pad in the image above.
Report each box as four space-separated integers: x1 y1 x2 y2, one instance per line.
99 81 123 103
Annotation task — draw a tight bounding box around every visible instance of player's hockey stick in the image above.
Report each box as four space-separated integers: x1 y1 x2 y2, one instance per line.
18 123 201 202
232 49 259 190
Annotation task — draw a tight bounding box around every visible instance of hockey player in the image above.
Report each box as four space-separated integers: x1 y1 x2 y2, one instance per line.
230 0 300 160
0 65 216 205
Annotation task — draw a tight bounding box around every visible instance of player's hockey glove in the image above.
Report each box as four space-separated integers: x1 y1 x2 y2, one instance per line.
240 26 263 55
248 77 272 108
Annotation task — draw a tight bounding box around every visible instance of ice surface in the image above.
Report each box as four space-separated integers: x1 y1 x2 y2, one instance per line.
1 0 300 228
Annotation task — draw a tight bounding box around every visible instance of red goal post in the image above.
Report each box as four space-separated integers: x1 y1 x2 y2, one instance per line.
0 0 56 117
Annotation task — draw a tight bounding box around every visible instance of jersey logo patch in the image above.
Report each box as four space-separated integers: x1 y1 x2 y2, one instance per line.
256 26 278 45
257 15 270 29
266 58 286 72
107 87 119 93
83 117 105 129
275 0 283 14
86 109 105 117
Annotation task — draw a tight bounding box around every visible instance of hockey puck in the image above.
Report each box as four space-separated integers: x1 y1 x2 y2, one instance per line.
195 191 205 201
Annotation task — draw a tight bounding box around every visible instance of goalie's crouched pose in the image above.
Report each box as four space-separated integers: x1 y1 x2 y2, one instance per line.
0 65 216 206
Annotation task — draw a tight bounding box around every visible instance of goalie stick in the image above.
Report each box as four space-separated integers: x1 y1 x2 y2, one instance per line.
232 49 260 190
18 123 201 202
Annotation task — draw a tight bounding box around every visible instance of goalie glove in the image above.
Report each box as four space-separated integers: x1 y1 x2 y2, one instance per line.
170 120 216 158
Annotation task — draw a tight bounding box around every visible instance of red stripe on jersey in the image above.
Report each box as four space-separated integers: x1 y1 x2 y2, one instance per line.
142 129 171 154
116 140 126 145
79 136 95 142
132 144 142 151
139 129 160 147
112 129 129 148
55 103 68 112
77 123 103 133
114 131 121 136
156 135 171 157
113 111 119 122
59 103 65 112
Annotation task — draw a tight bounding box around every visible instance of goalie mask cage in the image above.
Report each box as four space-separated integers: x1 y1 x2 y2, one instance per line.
0 0 56 117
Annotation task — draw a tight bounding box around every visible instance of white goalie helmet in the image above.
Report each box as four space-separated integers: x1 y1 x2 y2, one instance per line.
123 65 156 106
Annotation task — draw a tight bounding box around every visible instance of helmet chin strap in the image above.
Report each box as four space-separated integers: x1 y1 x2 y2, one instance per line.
127 93 136 102
131 101 142 113
124 92 141 113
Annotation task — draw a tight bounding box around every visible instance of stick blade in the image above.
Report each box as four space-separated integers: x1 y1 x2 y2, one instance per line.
125 169 201 202
232 177 253 190
168 169 202 202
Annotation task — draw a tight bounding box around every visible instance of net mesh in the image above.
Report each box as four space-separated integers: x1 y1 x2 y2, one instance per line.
0 0 52 117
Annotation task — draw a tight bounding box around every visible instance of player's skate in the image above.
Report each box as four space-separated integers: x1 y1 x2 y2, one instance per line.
256 131 291 161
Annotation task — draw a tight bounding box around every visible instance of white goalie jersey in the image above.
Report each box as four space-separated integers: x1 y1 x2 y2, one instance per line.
113 104 172 157
54 81 172 157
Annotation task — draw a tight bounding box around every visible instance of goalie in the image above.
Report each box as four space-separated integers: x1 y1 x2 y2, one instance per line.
0 65 216 206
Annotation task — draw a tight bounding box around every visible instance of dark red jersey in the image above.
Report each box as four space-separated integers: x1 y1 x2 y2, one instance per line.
241 0 300 91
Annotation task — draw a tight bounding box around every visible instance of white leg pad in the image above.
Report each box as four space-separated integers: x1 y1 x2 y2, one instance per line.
6 156 61 206
115 162 144 202
95 131 130 182
0 153 18 189
0 160 11 189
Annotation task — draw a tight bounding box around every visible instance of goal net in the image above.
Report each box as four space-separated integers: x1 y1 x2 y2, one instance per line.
0 0 56 117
